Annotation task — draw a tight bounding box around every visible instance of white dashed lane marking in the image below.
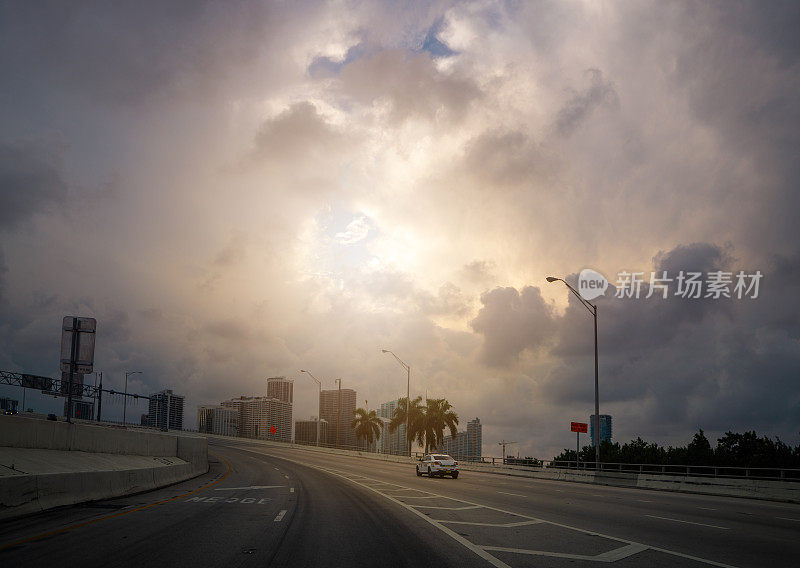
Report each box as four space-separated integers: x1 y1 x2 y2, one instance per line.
290 488 295 493
274 510 287 522
646 515 729 530
498 491 526 497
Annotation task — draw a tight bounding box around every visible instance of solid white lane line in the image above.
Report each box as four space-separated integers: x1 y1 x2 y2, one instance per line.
389 495 438 499
698 507 717 511
273 509 287 522
497 491 526 497
413 504 482 510
638 499 653 503
646 515 729 530
439 519 544 527
215 485 285 491
776 517 800 522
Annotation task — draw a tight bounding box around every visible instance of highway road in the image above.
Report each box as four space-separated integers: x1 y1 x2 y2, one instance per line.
1 437 798 568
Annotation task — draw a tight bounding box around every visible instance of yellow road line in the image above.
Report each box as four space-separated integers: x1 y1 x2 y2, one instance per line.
0 452 232 551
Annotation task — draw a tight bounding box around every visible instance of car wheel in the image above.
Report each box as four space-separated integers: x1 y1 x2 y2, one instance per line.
452 472 459 479
416 466 422 477
427 467 432 477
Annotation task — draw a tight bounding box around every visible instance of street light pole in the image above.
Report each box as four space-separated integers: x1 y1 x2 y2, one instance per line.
546 276 601 467
123 371 141 426
300 370 322 446
382 349 411 457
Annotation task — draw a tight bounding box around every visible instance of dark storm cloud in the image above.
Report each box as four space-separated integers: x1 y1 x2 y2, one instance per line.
470 286 554 367
0 1 278 105
0 138 68 230
555 68 619 137
540 243 798 437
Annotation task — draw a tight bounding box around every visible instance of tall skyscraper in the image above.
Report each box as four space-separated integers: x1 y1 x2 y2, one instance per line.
267 376 293 403
437 417 482 461
148 389 185 430
220 396 292 442
378 399 407 455
320 388 356 448
197 405 239 436
590 414 613 445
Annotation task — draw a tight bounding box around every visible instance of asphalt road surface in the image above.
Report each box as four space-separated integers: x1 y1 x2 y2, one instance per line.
1 438 798 568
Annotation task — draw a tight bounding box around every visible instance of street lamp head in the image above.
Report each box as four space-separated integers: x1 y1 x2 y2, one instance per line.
546 276 558 283
381 349 389 353
299 369 306 373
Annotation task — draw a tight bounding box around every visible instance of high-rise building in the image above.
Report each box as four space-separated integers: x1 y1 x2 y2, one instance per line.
320 388 356 448
198 405 239 436
267 377 293 403
294 418 328 445
148 390 185 430
378 399 407 455
220 396 292 442
437 417 482 461
590 414 613 445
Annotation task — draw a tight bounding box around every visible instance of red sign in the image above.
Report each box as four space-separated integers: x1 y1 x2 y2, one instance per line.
571 422 588 433
270 426 277 435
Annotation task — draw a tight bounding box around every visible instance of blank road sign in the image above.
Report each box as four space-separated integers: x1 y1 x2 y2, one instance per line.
571 422 588 433
60 316 97 374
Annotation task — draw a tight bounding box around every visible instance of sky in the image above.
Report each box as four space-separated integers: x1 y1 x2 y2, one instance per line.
1 0 798 459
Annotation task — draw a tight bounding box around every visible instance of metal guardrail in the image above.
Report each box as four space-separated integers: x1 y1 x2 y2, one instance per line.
453 457 800 481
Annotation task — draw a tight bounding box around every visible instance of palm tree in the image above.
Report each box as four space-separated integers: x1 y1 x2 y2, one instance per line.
389 396 459 454
423 398 459 453
351 407 383 448
388 396 425 452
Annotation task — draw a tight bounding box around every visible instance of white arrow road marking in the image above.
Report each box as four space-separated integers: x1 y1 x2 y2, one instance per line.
214 485 285 491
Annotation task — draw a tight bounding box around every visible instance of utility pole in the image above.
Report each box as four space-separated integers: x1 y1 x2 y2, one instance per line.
96 372 103 421
335 378 342 448
498 440 517 465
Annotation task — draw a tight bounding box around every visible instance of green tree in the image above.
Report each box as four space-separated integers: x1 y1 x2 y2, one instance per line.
388 396 425 451
421 398 459 453
351 407 383 447
686 429 713 465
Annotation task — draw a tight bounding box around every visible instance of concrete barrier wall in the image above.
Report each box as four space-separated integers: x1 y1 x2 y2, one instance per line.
0 416 208 521
206 434 800 503
0 415 177 457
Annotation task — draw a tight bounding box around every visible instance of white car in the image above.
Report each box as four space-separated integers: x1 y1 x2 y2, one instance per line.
416 454 459 478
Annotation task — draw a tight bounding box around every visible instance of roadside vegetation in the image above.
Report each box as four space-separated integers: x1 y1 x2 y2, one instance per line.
552 430 800 469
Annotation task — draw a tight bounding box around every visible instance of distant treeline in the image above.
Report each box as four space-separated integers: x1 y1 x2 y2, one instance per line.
551 430 800 469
